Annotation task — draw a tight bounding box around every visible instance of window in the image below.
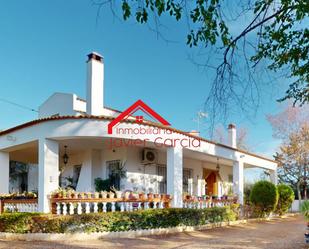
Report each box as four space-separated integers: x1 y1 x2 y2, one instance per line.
156 166 193 194
157 165 167 193
106 160 122 189
183 168 193 193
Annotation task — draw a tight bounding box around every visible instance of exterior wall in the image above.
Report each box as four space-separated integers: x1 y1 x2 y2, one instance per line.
27 164 38 192
39 93 120 119
38 93 77 118
59 146 233 197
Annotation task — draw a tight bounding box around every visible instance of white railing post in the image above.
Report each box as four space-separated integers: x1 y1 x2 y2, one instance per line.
77 202 82 214
103 202 107 212
69 203 74 215
85 202 90 214
56 203 61 215
62 203 67 216
111 202 116 212
145 202 149 210
93 203 98 213
120 202 124 212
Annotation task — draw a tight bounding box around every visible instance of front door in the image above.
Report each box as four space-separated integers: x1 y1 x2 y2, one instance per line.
205 171 217 196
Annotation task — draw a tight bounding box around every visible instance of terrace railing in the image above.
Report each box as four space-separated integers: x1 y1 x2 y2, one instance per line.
183 198 237 209
50 195 172 215
0 199 38 214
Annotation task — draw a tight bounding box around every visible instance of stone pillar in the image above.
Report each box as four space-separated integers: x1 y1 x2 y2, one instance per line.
38 139 59 213
167 146 183 208
0 152 9 194
233 161 244 205
270 169 278 185
76 149 101 192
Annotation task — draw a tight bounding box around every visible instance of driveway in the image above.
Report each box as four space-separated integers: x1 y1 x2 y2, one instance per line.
0 215 306 249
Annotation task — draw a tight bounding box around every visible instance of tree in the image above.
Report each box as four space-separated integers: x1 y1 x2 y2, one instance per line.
275 124 309 201
267 103 309 141
94 0 309 126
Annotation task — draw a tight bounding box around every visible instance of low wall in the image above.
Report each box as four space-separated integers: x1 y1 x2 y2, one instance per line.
0 220 248 241
290 200 305 212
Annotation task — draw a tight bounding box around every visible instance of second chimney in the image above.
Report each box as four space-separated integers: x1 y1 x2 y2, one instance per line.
86 52 104 116
228 124 237 148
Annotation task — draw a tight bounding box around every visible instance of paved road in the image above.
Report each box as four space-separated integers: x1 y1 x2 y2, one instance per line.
0 215 307 249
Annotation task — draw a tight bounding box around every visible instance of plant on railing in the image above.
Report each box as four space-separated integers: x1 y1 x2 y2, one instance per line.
110 186 122 198
0 192 37 200
51 187 75 199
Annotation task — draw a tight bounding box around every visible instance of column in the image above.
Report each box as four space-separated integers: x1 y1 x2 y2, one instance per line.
270 169 278 185
0 152 9 193
38 139 59 213
233 161 244 205
167 146 183 208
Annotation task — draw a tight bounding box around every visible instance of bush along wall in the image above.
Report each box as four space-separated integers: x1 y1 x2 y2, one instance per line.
0 206 237 234
250 180 278 217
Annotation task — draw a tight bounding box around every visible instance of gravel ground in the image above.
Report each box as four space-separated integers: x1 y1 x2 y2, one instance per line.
0 214 307 249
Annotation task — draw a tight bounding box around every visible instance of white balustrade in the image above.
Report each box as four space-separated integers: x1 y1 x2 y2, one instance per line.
69 203 74 215
93 203 98 213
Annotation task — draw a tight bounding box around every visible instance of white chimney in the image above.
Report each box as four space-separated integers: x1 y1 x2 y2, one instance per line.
228 124 237 148
86 52 104 116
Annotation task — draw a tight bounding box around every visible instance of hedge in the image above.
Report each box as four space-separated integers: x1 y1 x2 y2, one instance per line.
0 206 238 234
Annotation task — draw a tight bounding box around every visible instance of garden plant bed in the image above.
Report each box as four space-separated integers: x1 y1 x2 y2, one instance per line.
0 207 237 235
0 212 300 242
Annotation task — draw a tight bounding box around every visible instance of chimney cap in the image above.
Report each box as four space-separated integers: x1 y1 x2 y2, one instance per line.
228 123 236 129
87 52 103 62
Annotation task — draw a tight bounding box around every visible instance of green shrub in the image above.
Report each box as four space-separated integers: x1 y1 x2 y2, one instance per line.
0 207 237 234
0 213 35 233
276 184 294 215
94 178 111 192
244 184 253 205
249 180 278 217
301 200 309 221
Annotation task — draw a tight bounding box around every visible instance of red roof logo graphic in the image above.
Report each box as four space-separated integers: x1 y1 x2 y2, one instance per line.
108 99 171 134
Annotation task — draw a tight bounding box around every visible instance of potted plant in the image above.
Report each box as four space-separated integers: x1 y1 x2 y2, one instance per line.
101 191 108 199
73 192 79 199
111 186 122 198
124 191 131 199
109 191 115 199
147 193 154 199
79 192 85 199
67 188 75 199
86 192 92 199
94 192 100 199
137 192 144 199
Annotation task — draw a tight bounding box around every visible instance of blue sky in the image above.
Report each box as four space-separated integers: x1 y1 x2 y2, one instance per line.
0 1 285 159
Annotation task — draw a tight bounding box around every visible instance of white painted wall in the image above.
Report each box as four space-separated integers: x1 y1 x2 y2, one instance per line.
0 151 9 193
58 146 234 198
38 139 59 213
27 164 38 192
38 93 77 118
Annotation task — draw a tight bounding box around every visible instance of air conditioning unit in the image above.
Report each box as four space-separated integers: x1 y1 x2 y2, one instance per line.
142 149 157 164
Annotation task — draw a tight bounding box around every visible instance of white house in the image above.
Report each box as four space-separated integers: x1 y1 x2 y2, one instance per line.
0 52 278 213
